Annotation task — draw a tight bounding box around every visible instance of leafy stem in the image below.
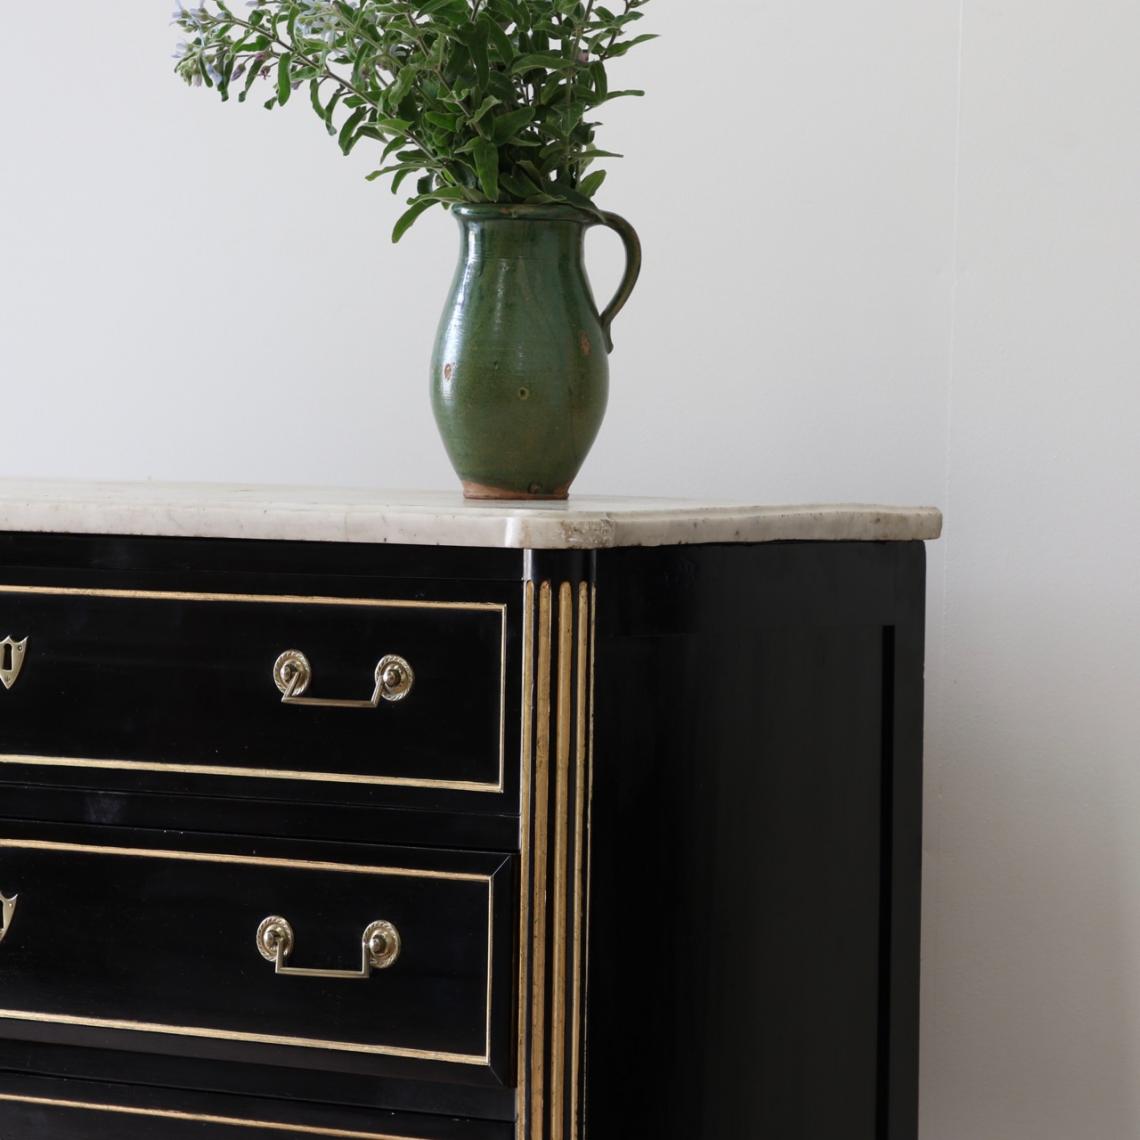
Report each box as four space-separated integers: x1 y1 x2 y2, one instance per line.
223 12 380 107
565 0 597 186
173 0 657 240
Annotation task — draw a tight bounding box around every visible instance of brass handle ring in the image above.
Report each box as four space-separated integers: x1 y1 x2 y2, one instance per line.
273 650 414 708
256 916 401 980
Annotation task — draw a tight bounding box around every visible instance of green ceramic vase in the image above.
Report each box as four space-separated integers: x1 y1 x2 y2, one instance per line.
431 204 642 500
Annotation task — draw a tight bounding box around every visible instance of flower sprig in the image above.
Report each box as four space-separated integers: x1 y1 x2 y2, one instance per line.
173 0 656 240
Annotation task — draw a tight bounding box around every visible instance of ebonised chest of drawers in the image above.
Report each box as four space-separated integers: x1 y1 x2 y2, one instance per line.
0 484 941 1140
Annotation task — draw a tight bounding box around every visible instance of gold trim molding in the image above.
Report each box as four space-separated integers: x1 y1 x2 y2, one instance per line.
528 581 554 1140
516 580 536 1126
521 578 594 1140
0 1093 432 1139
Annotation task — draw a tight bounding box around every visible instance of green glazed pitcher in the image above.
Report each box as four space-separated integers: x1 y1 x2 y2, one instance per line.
431 204 642 500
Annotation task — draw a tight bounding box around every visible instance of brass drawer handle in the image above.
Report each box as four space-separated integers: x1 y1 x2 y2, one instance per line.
256 916 401 980
273 650 414 708
0 892 17 944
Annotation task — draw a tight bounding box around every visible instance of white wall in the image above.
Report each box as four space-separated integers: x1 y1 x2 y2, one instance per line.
924 1 1140 1136
0 2 1136 1136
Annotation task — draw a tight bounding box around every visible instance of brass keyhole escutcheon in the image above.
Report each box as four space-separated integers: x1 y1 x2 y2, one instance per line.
0 636 28 691
0 892 18 945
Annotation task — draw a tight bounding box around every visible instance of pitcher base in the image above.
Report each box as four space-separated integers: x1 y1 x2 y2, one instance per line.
462 480 571 502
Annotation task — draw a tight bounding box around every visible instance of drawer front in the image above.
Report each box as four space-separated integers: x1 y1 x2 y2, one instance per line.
0 1094 513 1139
0 585 509 796
0 833 514 1083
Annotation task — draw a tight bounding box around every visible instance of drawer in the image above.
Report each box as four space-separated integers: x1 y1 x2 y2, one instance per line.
0 829 515 1085
0 1094 513 1139
0 583 513 799
0 1089 514 1140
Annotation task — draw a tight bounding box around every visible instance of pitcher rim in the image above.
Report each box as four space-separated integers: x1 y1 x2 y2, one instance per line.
451 202 600 225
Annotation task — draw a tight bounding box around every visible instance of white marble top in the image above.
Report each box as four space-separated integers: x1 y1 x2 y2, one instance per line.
0 480 942 550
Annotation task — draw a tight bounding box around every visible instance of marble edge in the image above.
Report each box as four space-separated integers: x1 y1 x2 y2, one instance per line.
0 486 943 550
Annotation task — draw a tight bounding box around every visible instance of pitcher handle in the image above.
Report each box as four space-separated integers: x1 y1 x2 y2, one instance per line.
597 212 643 354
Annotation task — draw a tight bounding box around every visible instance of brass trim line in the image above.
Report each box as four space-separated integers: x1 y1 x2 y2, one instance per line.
485 865 495 1062
0 1010 485 1065
0 584 508 794
0 584 503 611
548 584 574 1140
569 582 590 1140
528 582 553 1140
516 580 536 1126
0 1094 433 1139
0 755 500 793
580 583 598 1140
0 838 494 1066
0 839 489 882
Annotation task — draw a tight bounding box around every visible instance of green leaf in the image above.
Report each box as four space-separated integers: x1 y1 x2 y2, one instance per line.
392 197 439 243
277 54 292 106
592 88 645 105
578 169 607 198
338 107 367 154
492 107 536 144
589 61 608 101
373 161 429 177
381 136 405 162
472 139 500 201
488 0 526 27
425 111 460 131
500 170 542 199
550 184 605 218
511 53 574 74
470 23 490 89
237 56 264 103
538 73 566 104
323 89 343 134
388 65 418 104
309 78 324 119
423 186 470 202
470 96 501 125
483 17 516 65
416 0 466 15
604 33 659 58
